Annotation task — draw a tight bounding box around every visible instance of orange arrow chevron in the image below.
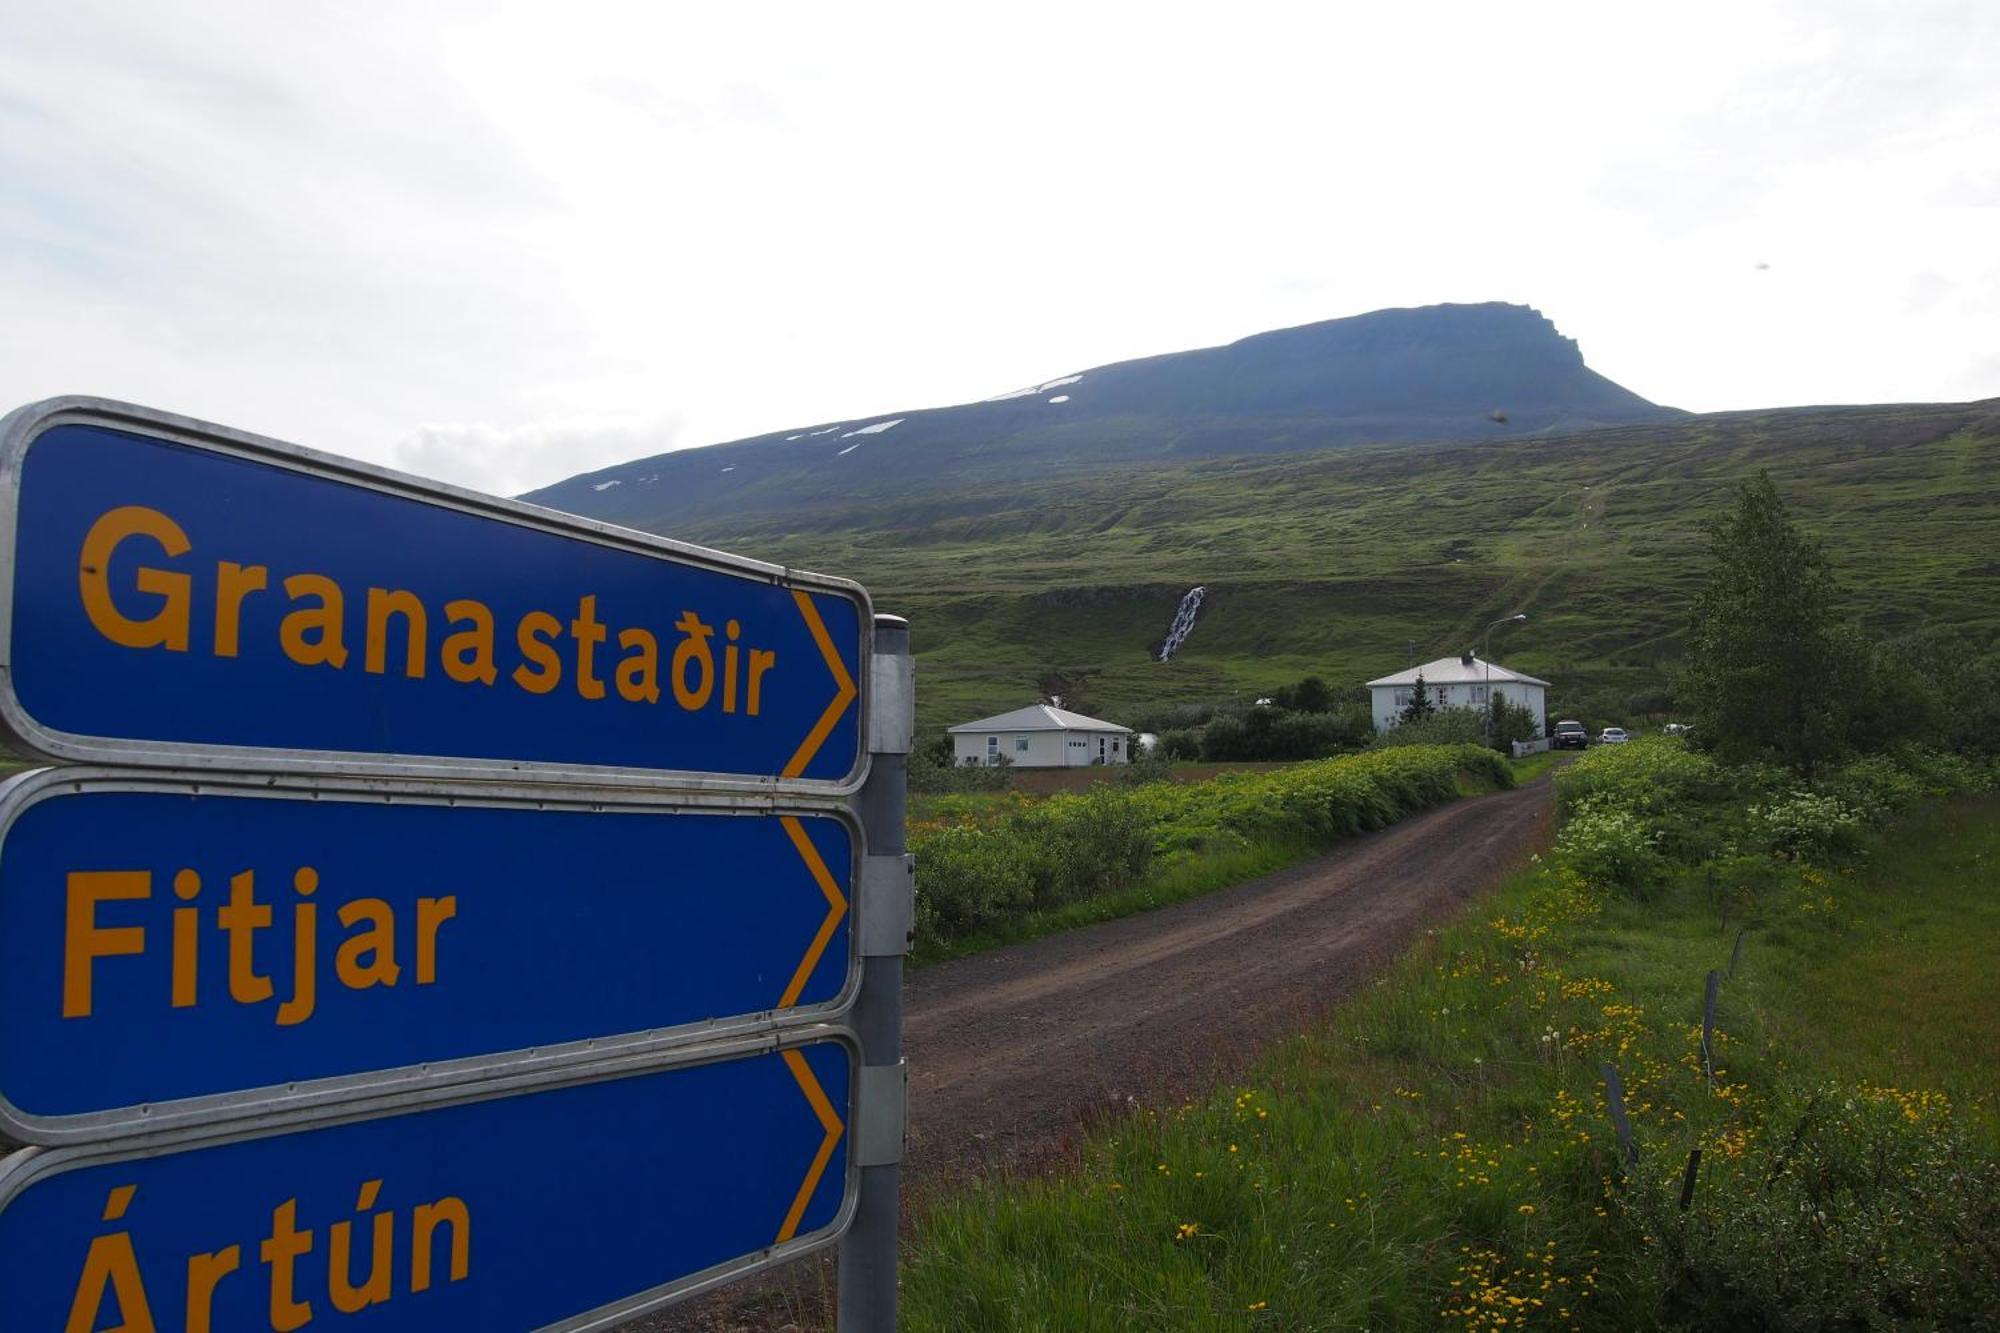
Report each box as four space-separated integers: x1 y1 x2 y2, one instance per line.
777 815 848 1009
781 589 858 780
777 1047 845 1242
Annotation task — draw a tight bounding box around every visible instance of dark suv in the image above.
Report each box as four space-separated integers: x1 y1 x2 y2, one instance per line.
1552 720 1589 750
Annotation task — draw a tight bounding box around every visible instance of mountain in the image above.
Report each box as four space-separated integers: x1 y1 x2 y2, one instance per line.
522 303 1680 531
516 305 1997 736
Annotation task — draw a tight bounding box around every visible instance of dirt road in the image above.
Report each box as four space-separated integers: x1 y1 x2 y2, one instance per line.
644 775 1554 1330
902 773 1554 1193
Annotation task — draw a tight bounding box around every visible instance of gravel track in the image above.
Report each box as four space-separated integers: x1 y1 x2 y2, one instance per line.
640 775 1555 1331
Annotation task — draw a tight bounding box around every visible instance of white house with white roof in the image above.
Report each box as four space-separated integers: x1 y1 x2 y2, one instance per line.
948 704 1135 767
1366 652 1550 734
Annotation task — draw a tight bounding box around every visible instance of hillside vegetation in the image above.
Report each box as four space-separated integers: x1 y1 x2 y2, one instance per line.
568 398 2000 734
901 742 2000 1330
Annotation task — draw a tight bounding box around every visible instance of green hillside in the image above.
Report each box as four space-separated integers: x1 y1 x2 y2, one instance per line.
611 399 2000 735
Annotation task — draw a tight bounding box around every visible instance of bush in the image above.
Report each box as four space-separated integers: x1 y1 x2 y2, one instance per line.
1636 1084 2000 1331
1199 706 1367 762
911 823 1037 940
1891 746 1998 797
1486 696 1539 752
908 740 1013 794
1745 790 1865 862
1555 796 1665 889
1554 736 1727 820
1115 750 1177 786
1816 753 1925 820
1553 737 1740 879
1550 737 1997 896
1371 707 1488 749
911 745 1507 947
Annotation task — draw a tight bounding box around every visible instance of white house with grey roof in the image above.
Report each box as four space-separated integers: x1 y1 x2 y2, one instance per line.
1366 653 1550 734
948 704 1135 767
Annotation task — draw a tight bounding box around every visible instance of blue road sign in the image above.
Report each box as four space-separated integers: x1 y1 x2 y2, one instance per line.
0 399 868 788
0 769 856 1142
0 1035 854 1331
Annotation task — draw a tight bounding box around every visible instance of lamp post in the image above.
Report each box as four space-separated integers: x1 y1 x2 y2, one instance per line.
1481 612 1528 732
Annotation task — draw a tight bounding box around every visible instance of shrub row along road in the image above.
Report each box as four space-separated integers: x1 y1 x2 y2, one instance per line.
644 774 1555 1331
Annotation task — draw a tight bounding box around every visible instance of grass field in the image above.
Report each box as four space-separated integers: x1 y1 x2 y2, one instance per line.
638 399 2000 736
899 785 2000 1330
1751 799 2000 1138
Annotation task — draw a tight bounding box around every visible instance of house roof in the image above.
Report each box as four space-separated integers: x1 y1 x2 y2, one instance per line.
1366 655 1551 689
948 704 1134 734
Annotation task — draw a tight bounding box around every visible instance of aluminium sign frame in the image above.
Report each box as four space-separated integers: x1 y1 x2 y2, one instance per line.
0 396 873 796
0 765 866 1147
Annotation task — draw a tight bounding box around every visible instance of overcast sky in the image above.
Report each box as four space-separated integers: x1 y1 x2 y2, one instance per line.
4 1 1996 496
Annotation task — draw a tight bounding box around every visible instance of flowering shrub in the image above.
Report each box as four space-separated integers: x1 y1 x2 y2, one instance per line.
1554 739 1993 887
1746 790 1865 861
1555 797 1664 889
1816 753 1925 819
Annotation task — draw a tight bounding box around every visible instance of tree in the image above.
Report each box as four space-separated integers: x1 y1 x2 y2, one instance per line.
1374 706 1485 748
1399 673 1436 725
1677 472 1851 775
1487 694 1539 751
1273 675 1335 713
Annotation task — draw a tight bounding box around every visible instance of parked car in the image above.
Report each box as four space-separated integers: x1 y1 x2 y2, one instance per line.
1552 720 1589 750
1598 727 1630 745
1663 722 1690 737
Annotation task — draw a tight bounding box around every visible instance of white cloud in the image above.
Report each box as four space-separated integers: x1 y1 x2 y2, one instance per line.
393 414 684 497
0 0 1996 496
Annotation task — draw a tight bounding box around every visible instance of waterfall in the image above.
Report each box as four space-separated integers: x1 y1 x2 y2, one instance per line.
1158 585 1207 662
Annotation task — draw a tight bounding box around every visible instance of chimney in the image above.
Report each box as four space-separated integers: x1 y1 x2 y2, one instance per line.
1460 650 1476 666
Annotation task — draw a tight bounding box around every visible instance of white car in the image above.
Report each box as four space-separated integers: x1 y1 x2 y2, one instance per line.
1598 727 1630 745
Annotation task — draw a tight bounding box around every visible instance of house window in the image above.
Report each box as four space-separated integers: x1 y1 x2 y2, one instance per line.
1112 739 1120 754
1393 688 1413 707
1470 685 1489 704
986 736 998 763
1015 737 1030 753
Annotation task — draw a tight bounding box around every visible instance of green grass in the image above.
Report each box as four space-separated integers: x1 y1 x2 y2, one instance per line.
1751 799 2000 1137
632 401 2000 737
899 794 2000 1331
1507 751 1571 785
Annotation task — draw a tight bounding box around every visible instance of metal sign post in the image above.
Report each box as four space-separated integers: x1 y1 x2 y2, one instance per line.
0 397 914 1329
841 615 913 1332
